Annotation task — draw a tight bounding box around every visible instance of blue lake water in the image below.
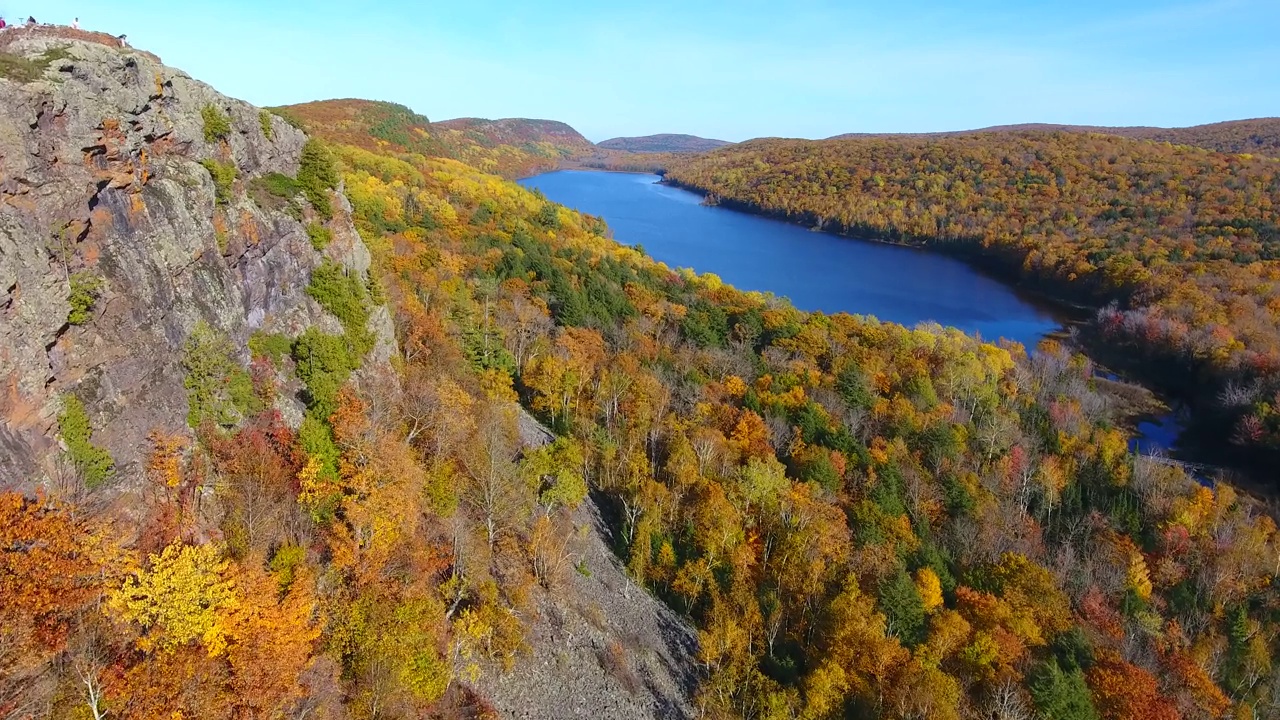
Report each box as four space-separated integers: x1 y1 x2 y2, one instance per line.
521 169 1190 458
520 170 1065 349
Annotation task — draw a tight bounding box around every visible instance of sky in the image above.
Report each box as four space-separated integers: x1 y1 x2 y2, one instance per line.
12 1 1280 142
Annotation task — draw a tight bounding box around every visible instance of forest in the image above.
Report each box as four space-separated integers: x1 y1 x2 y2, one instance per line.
662 132 1280 468
275 99 593 180
7 105 1280 720
828 118 1280 158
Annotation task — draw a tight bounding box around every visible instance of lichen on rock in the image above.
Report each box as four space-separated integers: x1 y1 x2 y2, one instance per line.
0 30 392 489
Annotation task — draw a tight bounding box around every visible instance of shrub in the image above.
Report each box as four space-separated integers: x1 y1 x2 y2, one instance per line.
201 103 232 143
200 159 237 206
306 260 373 355
67 272 104 325
258 110 273 139
292 328 358 419
58 395 115 488
0 47 73 83
306 222 332 251
298 139 338 220
254 172 301 199
182 322 259 428
248 331 293 365
268 107 306 130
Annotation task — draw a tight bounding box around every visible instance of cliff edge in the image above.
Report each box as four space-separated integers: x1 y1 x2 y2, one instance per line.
0 28 391 489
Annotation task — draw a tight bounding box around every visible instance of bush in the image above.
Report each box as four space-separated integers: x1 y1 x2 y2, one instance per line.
202 104 232 143
0 47 73 83
298 139 338 220
182 322 259 428
58 395 115 488
258 110 273 140
67 272 104 325
253 172 301 199
292 328 359 419
248 331 293 365
306 260 373 354
200 159 237 206
306 222 332 251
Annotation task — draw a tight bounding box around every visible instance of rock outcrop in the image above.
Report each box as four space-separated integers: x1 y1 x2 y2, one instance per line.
0 28 390 488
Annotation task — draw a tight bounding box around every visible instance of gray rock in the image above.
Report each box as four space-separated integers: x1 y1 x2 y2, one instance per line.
0 33 392 490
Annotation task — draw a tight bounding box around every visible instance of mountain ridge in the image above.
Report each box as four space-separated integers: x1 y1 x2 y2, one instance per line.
277 98 594 178
598 133 732 153
830 117 1280 155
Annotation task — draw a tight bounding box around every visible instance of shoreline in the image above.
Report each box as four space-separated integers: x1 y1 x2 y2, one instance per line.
530 166 1260 489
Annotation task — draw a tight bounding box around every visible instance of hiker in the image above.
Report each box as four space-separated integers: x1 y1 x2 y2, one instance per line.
71 17 80 30
25 16 36 27
118 34 128 48
0 17 7 30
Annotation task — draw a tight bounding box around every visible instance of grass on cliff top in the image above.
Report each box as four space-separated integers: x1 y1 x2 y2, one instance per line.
0 47 72 83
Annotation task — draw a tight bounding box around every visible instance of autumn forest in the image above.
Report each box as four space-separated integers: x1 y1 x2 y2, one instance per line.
4 28 1280 720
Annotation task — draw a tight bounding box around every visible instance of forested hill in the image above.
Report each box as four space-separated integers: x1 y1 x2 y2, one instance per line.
277 99 594 178
598 133 732 153
8 29 1280 720
832 117 1280 156
665 131 1280 462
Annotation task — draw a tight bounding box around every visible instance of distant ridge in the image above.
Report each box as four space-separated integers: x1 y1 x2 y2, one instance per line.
275 99 593 178
433 116 595 152
830 117 1280 156
598 133 732 153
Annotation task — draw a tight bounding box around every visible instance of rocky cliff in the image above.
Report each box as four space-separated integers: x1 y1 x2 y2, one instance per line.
0 28 391 489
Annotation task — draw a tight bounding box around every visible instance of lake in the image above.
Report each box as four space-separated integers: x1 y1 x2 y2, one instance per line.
520 169 1183 457
520 170 1065 348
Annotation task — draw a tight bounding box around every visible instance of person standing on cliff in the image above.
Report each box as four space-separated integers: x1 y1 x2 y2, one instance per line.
72 17 80 29
25 16 36 27
0 17 7 30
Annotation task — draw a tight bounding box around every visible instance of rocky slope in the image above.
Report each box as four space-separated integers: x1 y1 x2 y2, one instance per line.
0 28 390 490
479 488 700 720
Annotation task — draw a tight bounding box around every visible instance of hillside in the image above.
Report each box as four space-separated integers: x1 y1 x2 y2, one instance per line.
665 131 1280 463
6 28 1280 720
277 99 594 178
832 117 1280 156
598 133 732 153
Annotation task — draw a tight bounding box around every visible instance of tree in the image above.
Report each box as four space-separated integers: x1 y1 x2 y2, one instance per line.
108 541 237 656
1028 658 1099 720
0 493 106 716
880 568 927 647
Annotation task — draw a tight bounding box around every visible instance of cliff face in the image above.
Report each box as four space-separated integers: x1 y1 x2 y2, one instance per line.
0 30 390 488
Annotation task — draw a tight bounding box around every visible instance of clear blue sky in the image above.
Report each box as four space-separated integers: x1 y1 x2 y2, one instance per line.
17 1 1280 142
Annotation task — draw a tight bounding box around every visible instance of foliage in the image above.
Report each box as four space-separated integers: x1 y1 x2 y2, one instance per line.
258 109 273 139
1029 658 1099 720
298 138 338 220
200 158 237 205
278 98 594 179
306 259 374 355
182 321 259 428
248 330 293 365
109 541 236 655
201 103 232 143
66 271 103 325
15 89 1280 720
0 47 72 83
251 171 301 199
306 221 332 250
58 394 115 488
664 133 1280 456
292 327 359 419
